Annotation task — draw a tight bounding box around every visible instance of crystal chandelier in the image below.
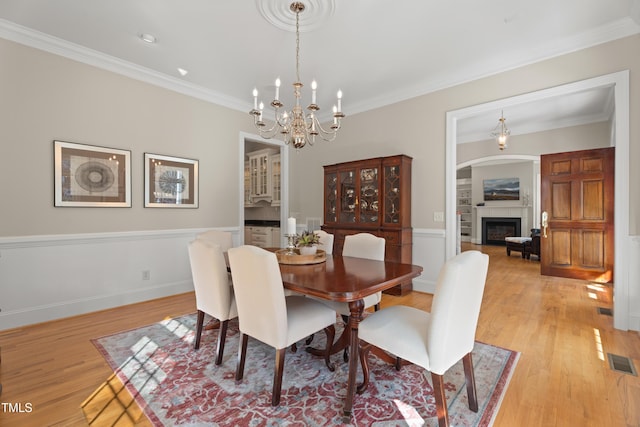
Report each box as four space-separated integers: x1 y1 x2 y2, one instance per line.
249 2 344 150
490 110 511 150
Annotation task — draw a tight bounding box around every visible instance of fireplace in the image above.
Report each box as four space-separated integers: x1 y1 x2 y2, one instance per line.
482 217 521 245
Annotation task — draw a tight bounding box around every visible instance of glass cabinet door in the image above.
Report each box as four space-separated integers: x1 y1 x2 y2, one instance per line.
359 167 379 223
383 164 401 224
339 170 356 223
325 172 337 223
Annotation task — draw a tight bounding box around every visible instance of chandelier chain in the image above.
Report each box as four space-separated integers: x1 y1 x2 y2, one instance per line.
295 8 300 83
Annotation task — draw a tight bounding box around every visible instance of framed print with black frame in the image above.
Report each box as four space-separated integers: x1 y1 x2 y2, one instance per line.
54 140 131 207
144 153 199 208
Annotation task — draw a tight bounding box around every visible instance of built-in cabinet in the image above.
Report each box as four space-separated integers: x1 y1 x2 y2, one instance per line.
244 226 281 248
322 154 412 295
271 154 281 206
456 178 472 242
245 148 279 207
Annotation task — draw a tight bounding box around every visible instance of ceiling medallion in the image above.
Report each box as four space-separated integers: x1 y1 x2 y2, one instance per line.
255 0 335 32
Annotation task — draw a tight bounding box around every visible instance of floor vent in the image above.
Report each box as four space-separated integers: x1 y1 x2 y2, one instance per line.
597 307 613 316
607 353 637 376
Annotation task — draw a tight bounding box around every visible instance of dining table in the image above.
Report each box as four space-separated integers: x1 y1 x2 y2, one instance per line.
274 250 423 417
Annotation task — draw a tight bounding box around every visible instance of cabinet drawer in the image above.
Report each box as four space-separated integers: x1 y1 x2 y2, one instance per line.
379 231 399 245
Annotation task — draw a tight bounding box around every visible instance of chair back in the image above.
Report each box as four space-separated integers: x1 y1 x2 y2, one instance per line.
188 239 237 321
426 250 489 374
314 230 334 254
196 230 233 252
342 233 385 261
228 245 288 349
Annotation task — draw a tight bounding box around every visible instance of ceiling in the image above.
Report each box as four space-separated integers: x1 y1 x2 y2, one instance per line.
1 0 639 142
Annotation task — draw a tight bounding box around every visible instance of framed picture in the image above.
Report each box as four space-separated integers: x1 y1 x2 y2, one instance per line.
54 140 131 207
144 153 199 208
483 177 520 201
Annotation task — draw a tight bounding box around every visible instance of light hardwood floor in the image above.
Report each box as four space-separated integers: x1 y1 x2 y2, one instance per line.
1 243 639 426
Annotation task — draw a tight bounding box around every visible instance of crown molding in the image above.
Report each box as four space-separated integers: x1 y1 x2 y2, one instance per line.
0 19 248 113
346 17 640 117
1 16 638 119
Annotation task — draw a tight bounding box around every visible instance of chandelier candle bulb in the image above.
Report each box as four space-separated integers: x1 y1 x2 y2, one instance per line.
275 78 281 101
337 90 342 112
311 80 317 104
253 88 258 110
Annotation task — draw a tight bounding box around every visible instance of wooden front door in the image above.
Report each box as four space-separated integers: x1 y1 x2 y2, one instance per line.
540 147 614 282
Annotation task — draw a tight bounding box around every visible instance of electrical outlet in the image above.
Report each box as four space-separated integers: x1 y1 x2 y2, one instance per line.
433 211 444 222
142 270 150 280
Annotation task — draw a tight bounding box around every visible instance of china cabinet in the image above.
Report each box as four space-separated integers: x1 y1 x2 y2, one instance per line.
322 154 413 295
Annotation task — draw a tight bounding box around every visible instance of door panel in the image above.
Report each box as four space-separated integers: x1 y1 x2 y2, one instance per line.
540 147 614 282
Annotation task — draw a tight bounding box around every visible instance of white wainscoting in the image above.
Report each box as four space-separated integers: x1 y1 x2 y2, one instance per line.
0 227 446 330
0 228 241 330
410 228 447 294
628 235 640 331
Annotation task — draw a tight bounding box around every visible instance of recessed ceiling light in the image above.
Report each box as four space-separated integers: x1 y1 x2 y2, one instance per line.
139 33 157 44
177 68 189 77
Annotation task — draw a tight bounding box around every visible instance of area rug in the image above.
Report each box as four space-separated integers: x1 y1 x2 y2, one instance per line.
91 314 519 426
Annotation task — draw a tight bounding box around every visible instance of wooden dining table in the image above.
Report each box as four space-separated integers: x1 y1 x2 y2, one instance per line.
276 251 423 417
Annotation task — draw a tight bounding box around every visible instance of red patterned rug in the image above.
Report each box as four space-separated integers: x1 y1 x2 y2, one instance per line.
91 314 518 426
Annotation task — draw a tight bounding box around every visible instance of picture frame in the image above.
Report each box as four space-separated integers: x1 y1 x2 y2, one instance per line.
144 153 199 208
483 177 520 201
54 140 131 207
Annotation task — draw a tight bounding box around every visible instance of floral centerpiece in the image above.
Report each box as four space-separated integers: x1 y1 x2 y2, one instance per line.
295 230 320 255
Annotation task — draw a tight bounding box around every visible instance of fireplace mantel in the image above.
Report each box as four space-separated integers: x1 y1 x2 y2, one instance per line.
473 205 531 244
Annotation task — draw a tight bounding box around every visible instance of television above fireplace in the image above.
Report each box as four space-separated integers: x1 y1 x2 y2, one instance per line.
483 177 519 201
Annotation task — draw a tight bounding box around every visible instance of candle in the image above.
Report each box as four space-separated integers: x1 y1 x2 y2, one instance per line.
287 217 296 235
253 88 258 109
311 80 317 104
337 89 342 112
275 78 281 101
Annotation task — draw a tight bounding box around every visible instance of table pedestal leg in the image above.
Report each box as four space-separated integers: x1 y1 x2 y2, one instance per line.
343 299 364 417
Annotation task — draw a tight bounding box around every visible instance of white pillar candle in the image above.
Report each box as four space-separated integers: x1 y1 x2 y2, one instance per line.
287 217 296 235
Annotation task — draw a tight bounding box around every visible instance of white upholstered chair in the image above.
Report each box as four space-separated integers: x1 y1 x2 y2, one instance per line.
227 245 337 406
327 233 385 315
313 229 334 254
357 250 490 427
196 230 233 252
188 239 238 365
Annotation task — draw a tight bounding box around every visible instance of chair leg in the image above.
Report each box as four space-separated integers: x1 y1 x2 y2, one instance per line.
323 325 336 371
272 348 286 406
462 352 479 412
431 372 450 427
235 333 248 381
374 303 380 311
357 341 372 394
194 310 205 350
215 319 229 365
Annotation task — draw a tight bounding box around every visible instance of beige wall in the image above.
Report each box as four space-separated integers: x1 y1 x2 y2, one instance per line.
289 34 639 234
0 38 253 237
2 34 639 237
